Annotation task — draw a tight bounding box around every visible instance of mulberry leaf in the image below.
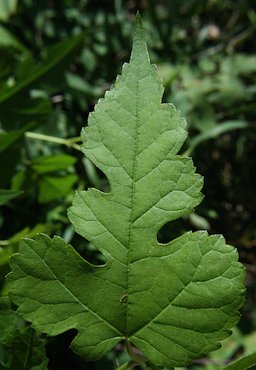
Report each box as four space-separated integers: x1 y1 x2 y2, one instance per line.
8 14 245 369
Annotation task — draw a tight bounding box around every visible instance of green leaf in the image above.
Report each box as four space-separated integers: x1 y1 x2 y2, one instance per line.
8 14 245 369
65 72 94 94
208 327 242 363
223 352 256 370
0 123 34 188
0 123 34 154
0 298 48 369
186 120 250 155
4 143 77 204
0 33 84 104
0 96 52 128
222 330 256 370
0 190 23 206
0 224 54 284
0 0 17 22
0 34 83 129
31 154 76 174
38 174 77 203
0 24 28 52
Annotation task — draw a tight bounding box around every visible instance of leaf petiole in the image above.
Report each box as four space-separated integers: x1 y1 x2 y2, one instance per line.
25 132 82 151
126 340 146 365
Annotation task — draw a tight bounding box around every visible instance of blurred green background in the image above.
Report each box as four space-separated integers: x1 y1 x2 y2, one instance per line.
0 0 256 369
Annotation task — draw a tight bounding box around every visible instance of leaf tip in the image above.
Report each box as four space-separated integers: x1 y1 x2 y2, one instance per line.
130 12 149 64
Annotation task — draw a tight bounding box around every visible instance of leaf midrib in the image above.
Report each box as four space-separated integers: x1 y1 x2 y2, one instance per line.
125 77 140 337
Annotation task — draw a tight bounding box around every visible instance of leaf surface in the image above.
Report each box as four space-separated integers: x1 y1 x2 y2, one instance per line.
8 15 245 368
0 32 84 104
0 298 48 370
224 351 256 370
31 154 76 174
186 120 250 155
0 189 23 206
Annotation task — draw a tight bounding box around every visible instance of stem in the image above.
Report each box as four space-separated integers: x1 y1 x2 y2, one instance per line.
181 146 194 157
66 136 81 143
126 340 146 365
25 132 82 151
23 328 34 370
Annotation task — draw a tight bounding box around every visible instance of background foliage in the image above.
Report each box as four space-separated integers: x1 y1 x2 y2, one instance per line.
0 1 255 369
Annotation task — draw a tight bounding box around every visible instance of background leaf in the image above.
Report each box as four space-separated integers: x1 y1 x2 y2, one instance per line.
0 0 17 22
223 351 256 370
0 298 48 370
185 120 250 155
0 33 85 105
0 190 23 206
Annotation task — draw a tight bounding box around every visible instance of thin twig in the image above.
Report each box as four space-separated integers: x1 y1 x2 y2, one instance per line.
25 132 82 151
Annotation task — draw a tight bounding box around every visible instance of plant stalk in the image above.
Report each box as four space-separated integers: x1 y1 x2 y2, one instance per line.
25 132 82 151
126 340 146 365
